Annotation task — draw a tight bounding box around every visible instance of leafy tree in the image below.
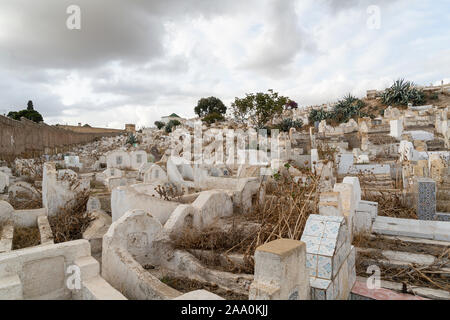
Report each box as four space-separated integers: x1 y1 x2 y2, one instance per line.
231 90 289 128
154 121 165 130
7 101 44 123
194 97 227 118
165 120 181 133
201 112 225 124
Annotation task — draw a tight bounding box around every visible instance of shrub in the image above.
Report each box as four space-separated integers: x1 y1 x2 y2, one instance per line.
285 100 298 110
201 112 225 124
165 120 181 133
308 94 369 125
276 118 303 132
382 79 425 106
154 121 165 130
308 107 330 124
126 134 137 145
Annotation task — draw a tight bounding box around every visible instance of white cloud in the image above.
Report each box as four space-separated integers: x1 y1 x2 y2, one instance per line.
0 0 448 129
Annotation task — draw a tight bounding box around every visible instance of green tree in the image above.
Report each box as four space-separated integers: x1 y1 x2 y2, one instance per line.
154 121 165 130
165 120 181 133
7 101 44 123
201 112 225 124
231 90 288 128
194 97 227 118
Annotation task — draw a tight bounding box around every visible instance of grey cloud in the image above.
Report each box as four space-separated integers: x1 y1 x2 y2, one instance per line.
0 0 246 70
240 0 315 75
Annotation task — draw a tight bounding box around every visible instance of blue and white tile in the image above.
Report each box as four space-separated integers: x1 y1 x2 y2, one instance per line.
303 219 326 237
306 253 318 277
317 255 333 279
323 221 341 239
318 237 336 256
301 235 320 254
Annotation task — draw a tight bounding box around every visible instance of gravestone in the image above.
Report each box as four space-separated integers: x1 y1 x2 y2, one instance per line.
416 178 436 221
87 196 101 213
301 214 356 300
0 172 9 194
389 119 403 139
249 239 310 300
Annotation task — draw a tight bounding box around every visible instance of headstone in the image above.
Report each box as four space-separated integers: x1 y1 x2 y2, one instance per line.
249 239 310 300
64 156 80 168
342 177 361 206
389 119 403 139
416 178 436 221
0 172 9 194
87 196 102 213
301 215 356 300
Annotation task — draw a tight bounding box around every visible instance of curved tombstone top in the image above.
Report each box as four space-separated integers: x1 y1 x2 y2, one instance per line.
301 214 350 280
0 200 14 223
8 181 40 200
130 150 148 170
167 156 194 186
143 164 168 184
138 162 153 178
104 209 165 265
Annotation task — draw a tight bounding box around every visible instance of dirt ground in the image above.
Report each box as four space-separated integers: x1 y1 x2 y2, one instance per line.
354 234 450 292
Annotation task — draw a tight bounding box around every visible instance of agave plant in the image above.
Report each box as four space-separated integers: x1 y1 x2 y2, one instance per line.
382 79 425 106
276 118 303 132
126 134 137 145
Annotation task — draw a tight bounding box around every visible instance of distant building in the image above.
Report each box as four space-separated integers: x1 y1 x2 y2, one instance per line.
161 113 182 124
125 124 136 133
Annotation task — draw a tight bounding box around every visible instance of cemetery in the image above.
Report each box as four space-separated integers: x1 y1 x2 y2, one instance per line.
0 84 449 301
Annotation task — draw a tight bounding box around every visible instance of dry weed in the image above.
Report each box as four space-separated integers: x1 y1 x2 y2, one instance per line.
49 192 94 243
12 226 40 250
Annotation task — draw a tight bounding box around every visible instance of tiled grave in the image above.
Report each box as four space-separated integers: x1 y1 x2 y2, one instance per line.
301 214 356 300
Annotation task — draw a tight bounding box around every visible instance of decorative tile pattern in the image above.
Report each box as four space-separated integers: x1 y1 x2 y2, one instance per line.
303 214 354 299
317 255 332 279
303 219 326 237
323 221 340 239
318 237 336 256
302 236 320 254
306 253 317 277
310 277 332 300
417 179 436 221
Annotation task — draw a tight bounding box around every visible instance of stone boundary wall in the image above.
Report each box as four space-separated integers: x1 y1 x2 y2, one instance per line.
0 115 124 161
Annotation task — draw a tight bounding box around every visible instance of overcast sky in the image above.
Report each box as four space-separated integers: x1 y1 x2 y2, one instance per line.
0 0 449 129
